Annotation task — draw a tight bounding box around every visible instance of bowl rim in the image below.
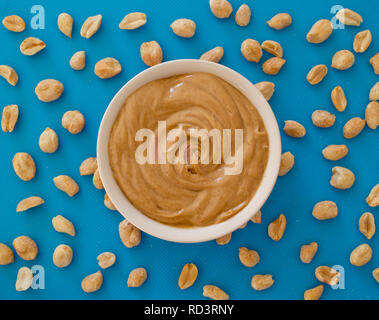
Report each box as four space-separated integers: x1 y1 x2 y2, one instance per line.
97 59 281 243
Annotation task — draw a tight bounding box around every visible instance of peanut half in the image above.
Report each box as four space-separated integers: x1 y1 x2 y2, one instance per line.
13 236 38 260
209 0 233 19
267 13 292 30
307 19 333 44
359 212 375 240
251 211 262 224
119 220 141 248
262 57 286 75
20 37 46 56
35 79 64 102
0 65 18 86
373 269 379 283
331 50 355 70
57 13 73 38
365 101 379 130
241 39 262 63
322 145 348 161
97 252 116 269
353 30 372 53
283 120 306 138
336 8 363 26
62 110 85 134
330 167 355 190
0 243 14 265
81 271 103 293
239 247 260 267
104 193 117 211
80 15 102 38
366 184 379 207
94 57 122 79
2 15 25 32
370 53 379 74
93 169 104 189
315 266 340 286
312 110 336 128
119 12 147 30
15 267 33 291
1 104 19 132
53 244 73 268
70 51 86 70
268 214 286 241
261 40 283 58
235 4 251 27
251 275 274 291
203 285 229 300
52 215 76 236
80 157 97 175
39 128 59 153
304 285 324 300
170 19 196 38
312 201 338 220
53 175 79 197
278 151 295 176
12 152 36 181
307 64 328 85
331 86 347 112
128 267 147 287
369 82 379 101
255 81 275 101
16 196 44 212
200 47 224 63
300 242 318 263
178 263 198 289
140 41 163 67
350 243 372 267
343 117 365 139
216 233 232 245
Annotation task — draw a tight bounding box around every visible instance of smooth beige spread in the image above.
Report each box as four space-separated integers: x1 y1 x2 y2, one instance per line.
109 72 269 227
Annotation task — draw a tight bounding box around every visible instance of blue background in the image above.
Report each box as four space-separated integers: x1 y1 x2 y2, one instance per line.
0 0 378 300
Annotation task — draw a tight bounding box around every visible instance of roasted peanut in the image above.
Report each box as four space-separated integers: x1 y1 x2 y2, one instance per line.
0 243 14 265
235 4 251 27
300 242 318 263
304 285 324 300
268 214 286 241
1 104 19 132
307 19 333 44
104 193 117 211
52 215 76 236
97 252 116 269
315 266 340 286
366 184 379 207
62 110 85 134
343 117 365 139
283 120 306 138
312 201 338 220
312 110 336 128
39 128 59 153
353 30 372 53
330 167 355 190
255 81 275 101
95 57 122 79
200 47 224 63
35 79 64 102
241 39 262 63
53 244 73 268
261 40 283 58
359 213 375 240
369 82 379 101
57 13 73 38
332 50 355 70
15 267 33 291
350 243 372 267
16 196 44 212
209 0 233 19
119 220 141 248
369 53 379 74
216 233 232 245
12 152 36 181
13 236 38 260
93 169 104 189
331 86 347 112
267 13 292 30
140 41 163 67
80 15 102 38
0 65 18 86
70 51 86 70
128 268 147 287
336 8 363 26
53 175 79 197
322 145 348 161
2 15 25 32
279 151 295 176
81 271 103 293
373 269 379 283
262 57 286 75
119 12 147 30
251 210 262 224
178 263 198 289
239 247 260 267
170 19 196 38
80 157 97 175
20 37 46 56
203 285 229 300
251 274 274 291
307 64 328 85
365 101 379 130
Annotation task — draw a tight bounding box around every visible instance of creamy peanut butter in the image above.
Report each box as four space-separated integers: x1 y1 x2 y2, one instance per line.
108 72 269 227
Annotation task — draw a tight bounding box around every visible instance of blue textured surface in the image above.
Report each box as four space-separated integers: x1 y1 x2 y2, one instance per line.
0 0 378 300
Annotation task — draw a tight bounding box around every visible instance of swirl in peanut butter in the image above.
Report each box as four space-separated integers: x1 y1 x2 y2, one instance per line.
108 73 269 227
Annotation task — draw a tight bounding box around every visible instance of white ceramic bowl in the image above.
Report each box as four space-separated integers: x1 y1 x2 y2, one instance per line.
97 59 281 243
